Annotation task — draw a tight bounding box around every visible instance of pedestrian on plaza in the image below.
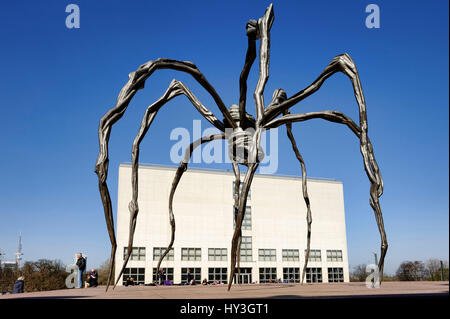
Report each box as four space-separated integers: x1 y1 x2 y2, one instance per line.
76 253 86 288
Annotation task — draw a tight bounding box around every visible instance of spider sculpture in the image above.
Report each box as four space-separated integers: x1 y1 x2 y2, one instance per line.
95 4 387 291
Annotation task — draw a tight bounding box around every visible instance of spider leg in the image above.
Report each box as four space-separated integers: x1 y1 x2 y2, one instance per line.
231 161 242 285
264 52 387 279
267 89 313 284
265 111 361 137
155 133 225 283
264 110 387 282
96 59 234 291
115 80 226 288
97 178 116 291
254 4 274 122
284 117 312 285
264 53 380 152
238 20 257 128
228 5 273 288
228 163 258 291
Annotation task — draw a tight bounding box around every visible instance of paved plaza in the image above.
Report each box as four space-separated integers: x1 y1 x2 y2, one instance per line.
0 281 448 299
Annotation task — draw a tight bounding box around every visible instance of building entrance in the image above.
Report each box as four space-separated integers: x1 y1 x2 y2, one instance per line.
234 268 252 284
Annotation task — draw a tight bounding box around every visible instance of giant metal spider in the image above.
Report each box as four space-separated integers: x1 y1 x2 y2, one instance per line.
95 4 387 291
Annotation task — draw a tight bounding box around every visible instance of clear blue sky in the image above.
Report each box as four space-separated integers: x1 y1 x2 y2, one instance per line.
0 0 448 274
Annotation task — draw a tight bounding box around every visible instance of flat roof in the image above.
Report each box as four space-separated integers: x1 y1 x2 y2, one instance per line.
119 162 342 184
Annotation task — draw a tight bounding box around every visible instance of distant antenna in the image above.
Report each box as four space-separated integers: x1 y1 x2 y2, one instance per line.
15 233 23 266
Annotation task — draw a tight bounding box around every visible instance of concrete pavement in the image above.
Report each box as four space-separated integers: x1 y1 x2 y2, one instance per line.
0 281 448 299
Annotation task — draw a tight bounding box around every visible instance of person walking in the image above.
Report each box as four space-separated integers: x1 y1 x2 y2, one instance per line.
187 269 192 285
76 253 86 288
12 276 24 293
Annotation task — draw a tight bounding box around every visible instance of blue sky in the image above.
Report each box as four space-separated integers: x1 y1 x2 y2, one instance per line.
0 0 448 274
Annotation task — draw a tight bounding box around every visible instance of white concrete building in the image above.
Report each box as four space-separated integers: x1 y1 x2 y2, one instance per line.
115 163 349 285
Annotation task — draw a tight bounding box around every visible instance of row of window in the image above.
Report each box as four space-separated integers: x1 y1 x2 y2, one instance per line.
122 267 345 285
124 246 343 262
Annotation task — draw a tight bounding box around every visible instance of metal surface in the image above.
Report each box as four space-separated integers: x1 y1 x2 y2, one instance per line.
95 3 387 292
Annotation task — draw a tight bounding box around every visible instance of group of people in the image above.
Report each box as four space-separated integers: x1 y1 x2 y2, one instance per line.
124 277 135 286
202 279 224 285
76 253 98 288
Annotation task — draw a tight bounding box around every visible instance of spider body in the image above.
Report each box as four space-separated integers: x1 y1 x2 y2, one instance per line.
224 104 264 165
95 4 387 292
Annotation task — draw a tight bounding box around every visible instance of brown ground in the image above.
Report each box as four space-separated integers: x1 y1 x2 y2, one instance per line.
0 281 447 299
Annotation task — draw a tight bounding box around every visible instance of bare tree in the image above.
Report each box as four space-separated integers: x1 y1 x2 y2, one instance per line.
0 267 20 293
426 259 449 281
425 259 441 281
350 264 368 282
1 259 68 293
21 259 68 292
396 261 426 281
97 258 114 286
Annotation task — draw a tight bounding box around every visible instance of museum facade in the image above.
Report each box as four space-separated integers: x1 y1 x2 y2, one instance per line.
115 163 350 285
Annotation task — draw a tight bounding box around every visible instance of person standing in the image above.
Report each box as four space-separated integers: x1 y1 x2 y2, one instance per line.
187 269 192 285
158 268 166 285
76 253 86 288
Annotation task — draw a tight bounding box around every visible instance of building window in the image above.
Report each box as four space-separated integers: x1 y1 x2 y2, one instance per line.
181 248 201 261
232 181 251 200
258 249 276 261
208 248 227 261
306 267 322 283
328 267 344 282
123 247 146 261
242 206 252 230
283 267 300 283
181 268 201 284
122 267 145 285
153 247 174 261
259 268 277 283
240 236 253 262
326 250 343 262
233 206 252 230
306 249 321 262
282 249 299 261
208 268 227 283
152 267 174 283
